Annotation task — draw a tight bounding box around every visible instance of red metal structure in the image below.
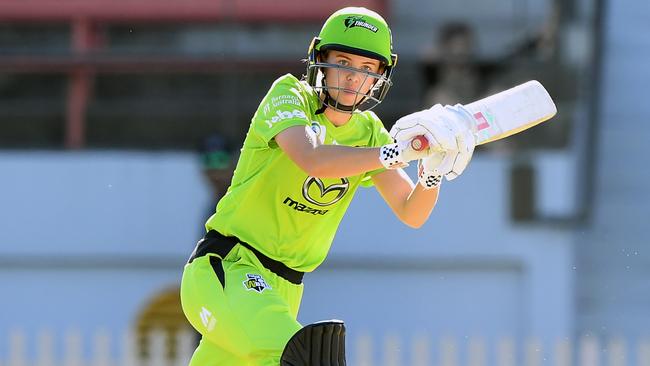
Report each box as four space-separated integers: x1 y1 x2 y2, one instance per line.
0 0 387 148
0 0 386 22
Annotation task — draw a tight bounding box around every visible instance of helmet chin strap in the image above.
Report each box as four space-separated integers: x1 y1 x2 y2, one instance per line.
317 91 355 114
315 76 359 115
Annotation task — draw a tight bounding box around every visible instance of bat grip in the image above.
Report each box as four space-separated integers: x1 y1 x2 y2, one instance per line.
410 135 429 151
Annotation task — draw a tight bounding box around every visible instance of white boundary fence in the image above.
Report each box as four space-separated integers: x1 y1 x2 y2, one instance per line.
3 329 650 366
2 328 196 366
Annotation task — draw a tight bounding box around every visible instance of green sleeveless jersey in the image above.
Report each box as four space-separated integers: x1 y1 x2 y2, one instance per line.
205 74 393 272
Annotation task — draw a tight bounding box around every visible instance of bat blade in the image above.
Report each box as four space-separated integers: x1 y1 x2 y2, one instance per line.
464 80 557 145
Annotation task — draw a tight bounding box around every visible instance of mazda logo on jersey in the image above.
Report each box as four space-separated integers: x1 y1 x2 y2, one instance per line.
302 177 350 207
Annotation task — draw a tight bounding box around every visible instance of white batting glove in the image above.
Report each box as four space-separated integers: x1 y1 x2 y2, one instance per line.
381 105 456 169
383 104 477 174
408 104 476 186
417 129 475 187
390 104 465 154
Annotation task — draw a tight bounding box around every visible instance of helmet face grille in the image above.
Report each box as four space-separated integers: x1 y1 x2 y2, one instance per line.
305 7 398 114
307 61 393 113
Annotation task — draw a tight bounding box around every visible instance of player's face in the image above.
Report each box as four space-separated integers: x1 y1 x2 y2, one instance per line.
322 51 382 107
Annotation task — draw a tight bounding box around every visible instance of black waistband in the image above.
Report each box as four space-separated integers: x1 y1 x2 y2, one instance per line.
188 230 304 285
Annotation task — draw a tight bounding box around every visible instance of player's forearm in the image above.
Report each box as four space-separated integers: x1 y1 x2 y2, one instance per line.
397 184 439 228
305 144 384 178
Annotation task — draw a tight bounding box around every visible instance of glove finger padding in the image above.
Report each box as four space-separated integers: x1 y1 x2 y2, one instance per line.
429 105 466 151
389 107 439 136
433 151 457 177
390 104 460 152
444 128 476 181
421 150 445 171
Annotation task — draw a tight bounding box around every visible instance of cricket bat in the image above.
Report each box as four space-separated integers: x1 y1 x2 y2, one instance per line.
410 80 557 151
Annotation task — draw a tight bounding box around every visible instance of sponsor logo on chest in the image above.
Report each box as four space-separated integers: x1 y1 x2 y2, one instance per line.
264 109 307 128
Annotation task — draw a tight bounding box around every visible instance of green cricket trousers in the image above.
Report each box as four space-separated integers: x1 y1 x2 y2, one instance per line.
181 231 304 366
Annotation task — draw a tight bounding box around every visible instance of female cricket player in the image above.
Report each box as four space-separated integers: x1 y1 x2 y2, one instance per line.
180 6 476 366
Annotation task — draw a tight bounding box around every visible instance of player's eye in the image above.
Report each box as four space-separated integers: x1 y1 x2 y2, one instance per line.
337 59 350 66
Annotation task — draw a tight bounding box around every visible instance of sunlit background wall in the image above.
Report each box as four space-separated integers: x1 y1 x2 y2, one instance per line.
2 0 649 364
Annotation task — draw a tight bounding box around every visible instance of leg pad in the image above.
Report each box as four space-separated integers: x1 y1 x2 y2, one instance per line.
280 320 346 366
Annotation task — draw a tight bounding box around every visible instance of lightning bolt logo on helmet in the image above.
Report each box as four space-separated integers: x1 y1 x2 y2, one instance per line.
343 16 379 33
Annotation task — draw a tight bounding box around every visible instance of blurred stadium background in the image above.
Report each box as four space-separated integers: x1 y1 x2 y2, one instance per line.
1 0 649 364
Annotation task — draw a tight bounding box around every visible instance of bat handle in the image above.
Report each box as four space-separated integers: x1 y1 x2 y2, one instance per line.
410 135 429 151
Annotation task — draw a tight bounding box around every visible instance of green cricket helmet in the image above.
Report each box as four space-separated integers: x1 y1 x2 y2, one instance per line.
306 7 398 113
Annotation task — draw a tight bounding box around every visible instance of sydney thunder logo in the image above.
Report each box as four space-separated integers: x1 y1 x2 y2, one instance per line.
344 16 379 33
243 273 271 293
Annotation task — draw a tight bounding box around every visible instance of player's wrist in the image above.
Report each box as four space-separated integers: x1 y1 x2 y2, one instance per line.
379 142 409 169
417 157 444 189
418 168 442 189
